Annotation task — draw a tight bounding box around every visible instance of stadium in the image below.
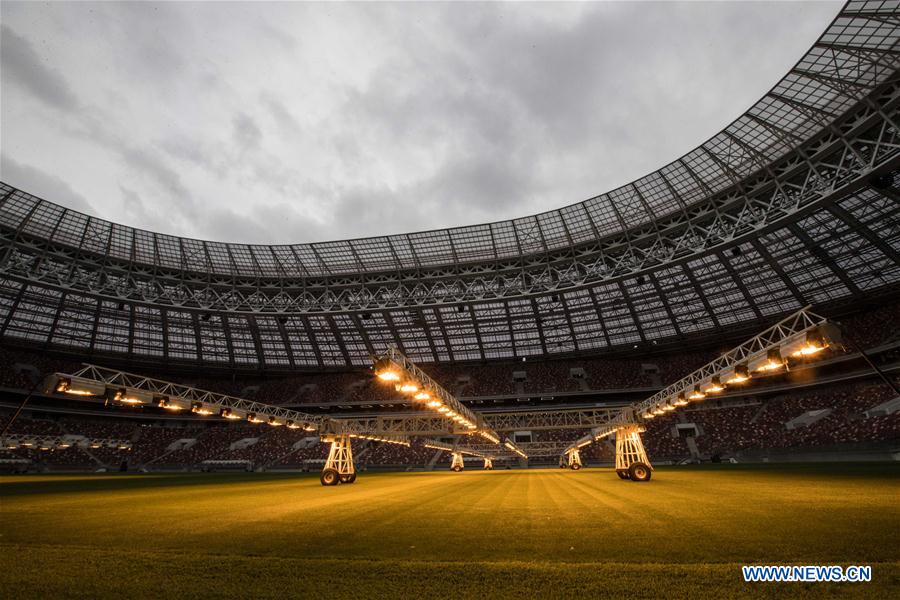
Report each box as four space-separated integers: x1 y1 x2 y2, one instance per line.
1 1 899 597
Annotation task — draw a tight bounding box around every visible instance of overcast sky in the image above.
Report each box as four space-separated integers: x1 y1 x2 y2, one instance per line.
1 1 840 244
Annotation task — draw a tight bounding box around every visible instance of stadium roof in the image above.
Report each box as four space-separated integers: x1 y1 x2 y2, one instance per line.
1 0 898 369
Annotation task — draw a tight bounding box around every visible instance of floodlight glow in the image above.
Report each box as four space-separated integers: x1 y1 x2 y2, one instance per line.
220 408 241 420
398 381 419 394
673 392 688 406
374 358 401 382
191 402 214 415
247 413 265 423
688 386 705 401
792 340 826 357
55 377 106 397
112 388 153 405
158 398 183 411
268 417 283 426
479 431 500 444
705 376 724 393
413 391 431 401
755 348 784 372
726 364 751 384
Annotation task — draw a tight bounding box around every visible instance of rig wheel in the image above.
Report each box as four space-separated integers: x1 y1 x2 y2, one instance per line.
451 465 463 472
320 468 340 486
628 462 652 482
340 472 357 484
570 463 582 470
616 470 630 480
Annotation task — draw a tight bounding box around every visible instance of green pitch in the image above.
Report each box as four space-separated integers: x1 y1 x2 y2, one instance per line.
2 464 898 598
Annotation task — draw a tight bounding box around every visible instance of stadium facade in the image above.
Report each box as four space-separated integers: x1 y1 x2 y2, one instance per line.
0 1 898 371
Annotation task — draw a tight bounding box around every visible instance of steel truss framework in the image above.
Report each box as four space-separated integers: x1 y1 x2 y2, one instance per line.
442 441 576 459
424 439 495 459
328 407 623 437
49 364 325 430
564 307 833 453
0 434 131 450
0 2 898 368
373 346 487 432
47 364 416 445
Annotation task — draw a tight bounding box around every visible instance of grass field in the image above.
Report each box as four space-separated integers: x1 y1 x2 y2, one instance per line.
2 464 899 598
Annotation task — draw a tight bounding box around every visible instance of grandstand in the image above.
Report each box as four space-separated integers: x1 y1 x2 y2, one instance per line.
1 1 899 597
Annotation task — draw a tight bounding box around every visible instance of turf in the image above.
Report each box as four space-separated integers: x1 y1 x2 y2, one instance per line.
2 464 899 598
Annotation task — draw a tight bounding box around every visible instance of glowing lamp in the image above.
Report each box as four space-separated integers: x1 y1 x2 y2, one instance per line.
754 348 784 372
373 358 401 382
725 364 751 384
705 376 724 394
191 402 214 415
688 386 705 401
247 412 265 424
268 417 283 427
398 381 419 394
790 330 828 358
55 376 106 397
414 391 431 401
643 411 655 419
158 397 183 411
110 388 153 405
673 392 688 406
286 420 300 429
220 408 241 420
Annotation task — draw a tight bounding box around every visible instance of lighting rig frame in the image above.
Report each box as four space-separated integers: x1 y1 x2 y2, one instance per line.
44 364 412 486
1 434 132 451
46 365 324 431
372 346 524 454
424 440 496 471
564 306 840 481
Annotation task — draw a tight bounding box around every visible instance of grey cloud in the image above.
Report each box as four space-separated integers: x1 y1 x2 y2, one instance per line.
0 1 843 245
0 24 80 111
233 112 263 150
260 93 303 139
0 155 95 215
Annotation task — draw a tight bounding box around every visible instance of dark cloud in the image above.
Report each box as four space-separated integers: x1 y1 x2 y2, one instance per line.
0 155 95 215
233 112 263 150
0 1 843 244
0 24 80 111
